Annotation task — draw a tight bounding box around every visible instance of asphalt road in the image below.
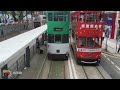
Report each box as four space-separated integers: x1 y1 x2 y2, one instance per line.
101 53 120 79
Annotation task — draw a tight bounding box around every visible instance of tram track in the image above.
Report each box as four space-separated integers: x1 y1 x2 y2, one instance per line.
36 46 111 79
36 54 66 79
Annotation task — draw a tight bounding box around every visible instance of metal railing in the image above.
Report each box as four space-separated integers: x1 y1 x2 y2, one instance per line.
0 22 34 38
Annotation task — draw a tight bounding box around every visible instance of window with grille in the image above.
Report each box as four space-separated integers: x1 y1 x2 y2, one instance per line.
54 12 63 21
64 13 69 21
62 34 69 43
95 37 101 46
48 34 54 43
86 13 97 22
79 37 86 46
87 37 95 47
55 34 61 43
80 13 85 22
48 13 52 21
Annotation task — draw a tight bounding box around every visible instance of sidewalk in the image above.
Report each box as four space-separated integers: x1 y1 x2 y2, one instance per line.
17 46 47 79
102 38 120 57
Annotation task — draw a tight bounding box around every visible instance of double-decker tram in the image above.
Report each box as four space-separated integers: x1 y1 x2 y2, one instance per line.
46 11 70 60
70 11 104 65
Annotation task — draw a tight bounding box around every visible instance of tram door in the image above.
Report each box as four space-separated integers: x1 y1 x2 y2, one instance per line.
26 46 30 67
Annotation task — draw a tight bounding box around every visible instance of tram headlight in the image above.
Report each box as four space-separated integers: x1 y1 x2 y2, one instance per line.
56 50 60 53
88 54 92 58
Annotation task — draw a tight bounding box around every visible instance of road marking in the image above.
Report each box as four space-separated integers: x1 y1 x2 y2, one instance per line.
115 65 120 71
70 57 78 79
102 52 120 59
68 58 73 79
110 61 114 65
102 53 120 71
102 54 107 58
69 48 78 79
106 58 110 61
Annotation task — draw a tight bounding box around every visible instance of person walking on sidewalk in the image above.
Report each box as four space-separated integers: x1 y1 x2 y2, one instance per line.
117 35 120 53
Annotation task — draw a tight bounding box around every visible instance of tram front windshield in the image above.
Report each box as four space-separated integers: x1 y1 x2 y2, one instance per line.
79 37 101 48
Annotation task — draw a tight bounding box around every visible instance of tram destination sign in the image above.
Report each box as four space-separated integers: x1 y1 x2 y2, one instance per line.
54 28 63 31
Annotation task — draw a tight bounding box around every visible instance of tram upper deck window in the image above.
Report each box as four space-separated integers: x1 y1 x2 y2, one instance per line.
48 34 54 43
86 13 97 22
87 37 94 48
79 37 86 46
64 13 69 21
55 34 61 43
95 37 101 46
54 12 63 21
62 34 69 43
80 13 85 22
48 13 52 21
98 13 104 22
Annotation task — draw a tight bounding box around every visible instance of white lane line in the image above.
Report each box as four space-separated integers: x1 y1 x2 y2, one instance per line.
102 54 107 58
69 49 78 79
115 65 120 71
102 53 120 71
106 58 110 61
68 57 74 79
70 57 78 79
110 61 114 65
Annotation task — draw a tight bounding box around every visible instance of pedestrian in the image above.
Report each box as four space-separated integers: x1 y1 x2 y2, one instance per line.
102 32 105 41
117 36 120 53
36 39 40 54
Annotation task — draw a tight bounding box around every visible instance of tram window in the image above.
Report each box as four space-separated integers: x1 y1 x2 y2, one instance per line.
43 17 46 19
64 13 68 21
87 37 94 47
98 13 103 22
54 12 63 21
86 13 97 22
48 13 52 21
48 34 54 43
79 37 86 46
62 34 69 43
80 13 85 22
55 34 61 43
95 37 101 46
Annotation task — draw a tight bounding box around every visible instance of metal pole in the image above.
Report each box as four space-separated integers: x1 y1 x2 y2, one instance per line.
115 41 118 53
105 37 108 52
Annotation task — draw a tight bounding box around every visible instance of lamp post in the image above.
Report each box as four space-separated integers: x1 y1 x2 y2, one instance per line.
105 36 108 52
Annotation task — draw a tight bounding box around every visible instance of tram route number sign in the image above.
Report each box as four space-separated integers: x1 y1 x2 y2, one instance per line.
54 28 63 31
88 31 96 34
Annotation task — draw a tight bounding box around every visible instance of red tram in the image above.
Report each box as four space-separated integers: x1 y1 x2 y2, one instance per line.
70 11 104 65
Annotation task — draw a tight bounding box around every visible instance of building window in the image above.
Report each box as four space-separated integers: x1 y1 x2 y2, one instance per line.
48 13 52 21
48 34 54 43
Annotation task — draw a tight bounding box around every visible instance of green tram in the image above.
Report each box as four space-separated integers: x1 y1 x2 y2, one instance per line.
46 11 70 60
